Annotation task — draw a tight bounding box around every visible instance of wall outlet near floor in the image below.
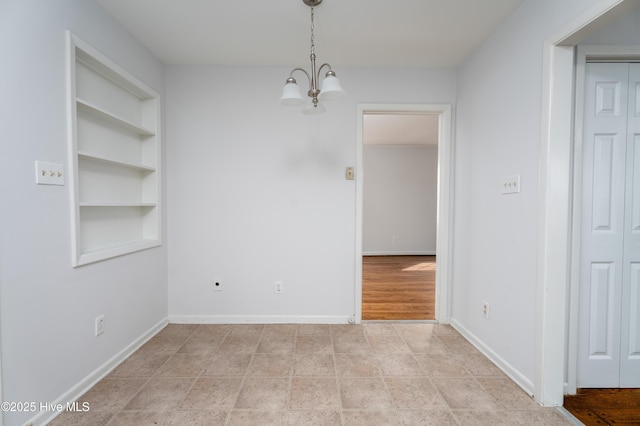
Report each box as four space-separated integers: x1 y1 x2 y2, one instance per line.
275 281 284 294
482 301 490 319
95 314 105 336
212 278 222 291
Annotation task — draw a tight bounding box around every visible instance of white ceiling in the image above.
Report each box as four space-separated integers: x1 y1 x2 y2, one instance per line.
364 114 439 146
96 0 524 68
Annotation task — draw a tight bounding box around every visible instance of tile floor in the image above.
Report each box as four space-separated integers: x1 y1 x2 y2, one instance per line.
51 323 574 425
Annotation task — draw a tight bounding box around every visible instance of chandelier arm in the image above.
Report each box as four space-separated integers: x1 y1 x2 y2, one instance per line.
317 63 333 79
288 67 312 89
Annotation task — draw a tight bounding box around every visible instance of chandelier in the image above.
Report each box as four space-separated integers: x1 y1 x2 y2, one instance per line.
279 0 345 114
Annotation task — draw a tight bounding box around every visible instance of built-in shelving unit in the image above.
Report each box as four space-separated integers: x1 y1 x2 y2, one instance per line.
67 32 161 266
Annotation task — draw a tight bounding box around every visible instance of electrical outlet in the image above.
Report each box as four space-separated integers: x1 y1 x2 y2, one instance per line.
212 278 222 291
95 315 105 336
275 281 284 294
482 301 490 319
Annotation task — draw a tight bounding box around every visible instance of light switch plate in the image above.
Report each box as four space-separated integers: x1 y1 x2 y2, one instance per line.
35 161 65 185
501 175 520 194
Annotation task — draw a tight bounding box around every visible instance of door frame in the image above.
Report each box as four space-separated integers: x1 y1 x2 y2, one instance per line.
567 46 640 393
354 103 453 323
537 0 637 406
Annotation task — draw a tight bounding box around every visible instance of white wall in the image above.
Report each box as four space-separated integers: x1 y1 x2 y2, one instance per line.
363 146 438 255
451 0 614 395
166 67 455 322
0 1 167 425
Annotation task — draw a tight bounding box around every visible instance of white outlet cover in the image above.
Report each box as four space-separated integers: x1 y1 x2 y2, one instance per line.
95 315 105 336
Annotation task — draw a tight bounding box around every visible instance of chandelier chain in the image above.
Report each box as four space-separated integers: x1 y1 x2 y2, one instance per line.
310 7 315 55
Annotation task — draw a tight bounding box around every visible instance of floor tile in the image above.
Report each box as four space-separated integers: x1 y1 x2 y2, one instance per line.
509 409 574 425
227 410 285 425
376 353 424 376
123 378 194 411
292 353 335 376
476 377 540 409
454 352 504 376
257 334 296 353
155 323 199 339
218 334 261 353
339 378 393 410
297 324 331 335
385 378 447 409
367 335 411 353
437 334 480 354
235 378 290 410
335 353 380 377
108 352 170 378
202 353 252 376
285 410 342 426
46 323 575 425
108 411 165 426
49 410 113 425
179 377 242 409
289 377 341 410
163 410 229 425
76 378 147 411
228 324 265 334
400 333 447 354
246 353 293 377
432 378 499 410
295 334 333 353
155 353 209 377
137 334 189 355
413 353 470 377
333 334 371 354
263 323 299 336
342 410 400 425
331 324 365 336
395 409 458 426
452 410 518 426
394 323 435 335
363 323 398 335
177 329 226 354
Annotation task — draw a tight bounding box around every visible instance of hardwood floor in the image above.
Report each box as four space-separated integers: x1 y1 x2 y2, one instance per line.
362 255 435 320
564 388 640 425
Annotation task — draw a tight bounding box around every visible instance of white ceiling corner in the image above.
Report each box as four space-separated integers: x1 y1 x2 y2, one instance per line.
96 0 524 68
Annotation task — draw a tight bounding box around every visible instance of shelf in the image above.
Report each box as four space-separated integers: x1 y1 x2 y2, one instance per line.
79 202 156 207
76 239 161 266
77 98 155 137
68 32 161 267
78 151 155 172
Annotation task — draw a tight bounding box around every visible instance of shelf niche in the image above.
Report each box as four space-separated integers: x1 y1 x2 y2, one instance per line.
67 32 161 267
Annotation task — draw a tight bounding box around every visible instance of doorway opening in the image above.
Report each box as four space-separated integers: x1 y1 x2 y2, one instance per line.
354 104 453 323
361 112 438 320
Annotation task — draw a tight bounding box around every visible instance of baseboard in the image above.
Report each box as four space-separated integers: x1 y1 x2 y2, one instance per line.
449 317 535 396
169 314 353 324
32 317 168 426
363 251 436 256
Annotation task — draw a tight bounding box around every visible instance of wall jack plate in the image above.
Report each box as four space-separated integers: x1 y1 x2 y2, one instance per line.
212 278 223 291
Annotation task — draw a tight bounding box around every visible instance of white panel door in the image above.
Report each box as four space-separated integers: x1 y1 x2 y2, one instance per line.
578 62 640 387
620 63 640 387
